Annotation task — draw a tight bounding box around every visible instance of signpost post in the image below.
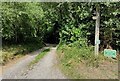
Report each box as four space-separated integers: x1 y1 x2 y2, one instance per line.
94 4 100 56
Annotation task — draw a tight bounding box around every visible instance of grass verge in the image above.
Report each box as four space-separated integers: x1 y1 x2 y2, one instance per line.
1 43 44 65
57 45 118 79
29 48 50 67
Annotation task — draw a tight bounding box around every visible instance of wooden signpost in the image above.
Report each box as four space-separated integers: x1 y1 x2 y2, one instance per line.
94 4 117 58
94 4 100 56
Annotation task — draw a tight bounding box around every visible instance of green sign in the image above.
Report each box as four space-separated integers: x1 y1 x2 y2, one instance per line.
104 49 116 58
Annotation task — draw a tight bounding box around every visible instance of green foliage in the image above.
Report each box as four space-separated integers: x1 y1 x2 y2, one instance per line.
1 2 120 50
99 2 120 50
56 2 120 51
60 23 82 44
1 2 45 43
1 3 120 64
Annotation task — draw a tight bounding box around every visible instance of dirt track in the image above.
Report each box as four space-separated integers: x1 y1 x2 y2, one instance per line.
2 46 66 79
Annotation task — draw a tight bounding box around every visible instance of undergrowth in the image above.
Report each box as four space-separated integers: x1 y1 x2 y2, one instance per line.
57 44 116 79
1 43 44 65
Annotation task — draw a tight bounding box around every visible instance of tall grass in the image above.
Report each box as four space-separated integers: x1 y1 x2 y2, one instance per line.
57 45 116 79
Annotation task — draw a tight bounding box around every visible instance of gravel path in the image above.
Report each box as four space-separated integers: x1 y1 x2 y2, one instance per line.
21 47 66 79
3 46 66 79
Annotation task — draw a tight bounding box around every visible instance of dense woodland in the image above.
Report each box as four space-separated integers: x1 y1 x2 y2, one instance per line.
1 2 120 51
